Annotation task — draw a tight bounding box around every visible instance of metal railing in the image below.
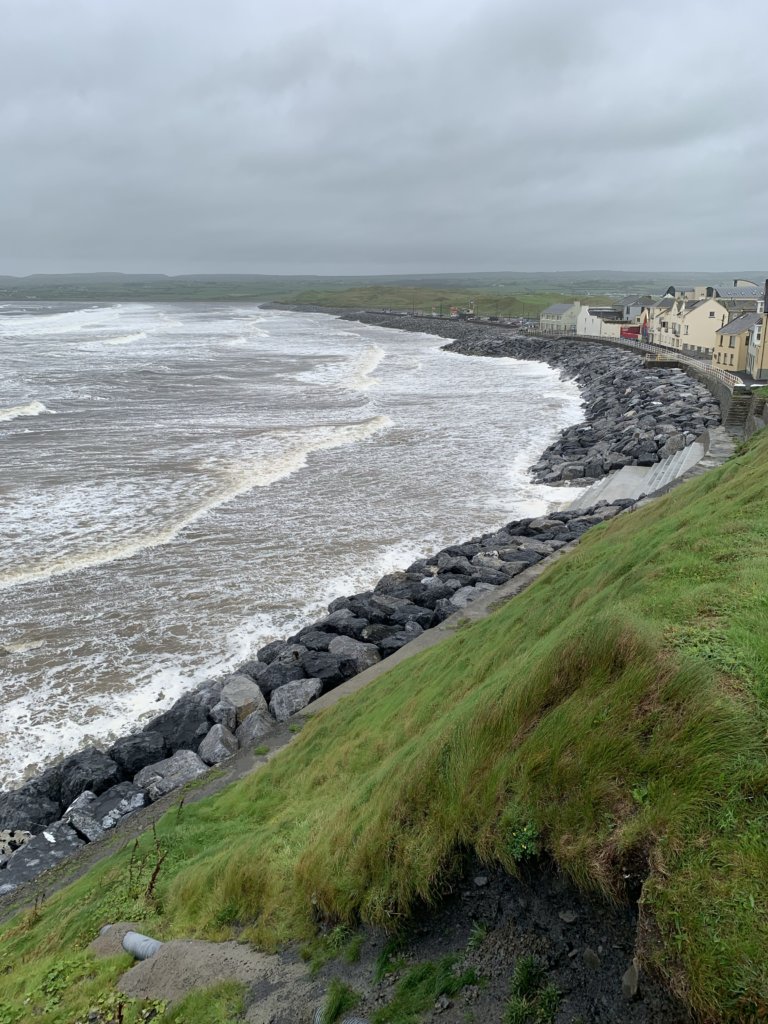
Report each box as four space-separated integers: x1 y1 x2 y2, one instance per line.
560 333 748 392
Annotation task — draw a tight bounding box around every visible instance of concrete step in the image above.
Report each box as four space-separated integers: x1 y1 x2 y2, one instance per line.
567 440 707 510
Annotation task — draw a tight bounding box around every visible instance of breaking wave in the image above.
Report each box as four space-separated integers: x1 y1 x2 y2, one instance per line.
0 401 53 422
0 414 393 591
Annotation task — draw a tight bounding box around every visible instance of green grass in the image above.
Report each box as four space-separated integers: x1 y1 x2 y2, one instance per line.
3 430 768 1021
371 955 478 1023
320 978 361 1023
280 284 607 317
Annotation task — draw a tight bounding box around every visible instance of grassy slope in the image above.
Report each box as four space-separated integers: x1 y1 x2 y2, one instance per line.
3 432 768 1022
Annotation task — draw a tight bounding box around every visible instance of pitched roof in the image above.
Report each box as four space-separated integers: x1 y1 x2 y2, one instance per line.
541 303 574 315
714 286 762 299
654 297 674 309
716 312 763 336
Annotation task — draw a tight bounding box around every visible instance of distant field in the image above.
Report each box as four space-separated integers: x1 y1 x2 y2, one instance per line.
279 285 613 316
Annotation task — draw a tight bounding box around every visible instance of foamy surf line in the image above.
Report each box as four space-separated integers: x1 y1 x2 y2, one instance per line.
0 401 53 422
0 414 393 591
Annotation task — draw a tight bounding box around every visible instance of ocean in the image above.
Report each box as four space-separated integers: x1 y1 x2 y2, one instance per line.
0 302 584 787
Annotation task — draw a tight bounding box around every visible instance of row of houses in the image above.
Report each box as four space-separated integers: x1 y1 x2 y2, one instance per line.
539 279 768 379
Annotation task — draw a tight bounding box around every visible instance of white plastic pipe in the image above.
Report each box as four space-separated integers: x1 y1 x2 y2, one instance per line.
122 930 163 960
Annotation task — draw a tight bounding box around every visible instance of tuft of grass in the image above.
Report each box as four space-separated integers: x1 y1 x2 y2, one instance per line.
374 935 408 983
467 921 489 950
320 978 361 1024
510 956 546 999
371 955 478 1023
4 431 768 1020
253 745 269 755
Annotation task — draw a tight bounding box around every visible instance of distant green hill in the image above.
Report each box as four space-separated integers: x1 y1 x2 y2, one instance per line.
3 427 768 1021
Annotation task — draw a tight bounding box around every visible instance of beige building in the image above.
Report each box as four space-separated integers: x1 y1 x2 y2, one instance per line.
539 301 580 335
649 296 729 357
712 312 762 373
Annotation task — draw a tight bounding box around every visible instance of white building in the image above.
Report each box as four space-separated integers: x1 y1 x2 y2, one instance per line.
539 301 580 335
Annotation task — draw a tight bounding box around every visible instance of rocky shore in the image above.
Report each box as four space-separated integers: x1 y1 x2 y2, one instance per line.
342 313 721 483
0 316 721 896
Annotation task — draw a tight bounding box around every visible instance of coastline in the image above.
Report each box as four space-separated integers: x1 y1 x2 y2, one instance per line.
0 312 722 894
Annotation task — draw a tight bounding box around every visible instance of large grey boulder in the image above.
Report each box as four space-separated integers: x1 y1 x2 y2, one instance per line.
58 748 121 809
235 710 273 748
300 650 346 687
259 660 306 694
198 724 239 766
134 750 208 802
64 782 148 842
209 700 237 731
0 785 60 834
1 821 85 888
316 608 368 640
219 675 268 724
328 636 381 676
269 678 323 722
143 690 212 754
108 731 167 778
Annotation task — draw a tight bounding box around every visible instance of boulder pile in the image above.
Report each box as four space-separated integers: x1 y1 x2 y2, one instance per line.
344 314 721 484
0 498 632 895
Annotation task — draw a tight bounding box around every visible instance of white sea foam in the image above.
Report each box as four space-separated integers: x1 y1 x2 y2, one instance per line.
349 344 385 390
0 400 53 422
0 414 393 592
103 331 147 346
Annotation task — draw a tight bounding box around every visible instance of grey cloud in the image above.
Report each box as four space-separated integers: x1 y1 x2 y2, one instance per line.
0 0 766 273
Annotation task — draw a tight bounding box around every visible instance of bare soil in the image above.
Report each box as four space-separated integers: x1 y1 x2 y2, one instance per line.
93 857 689 1023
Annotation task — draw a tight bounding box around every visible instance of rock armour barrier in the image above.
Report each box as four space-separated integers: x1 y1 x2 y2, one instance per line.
0 313 718 895
344 313 721 483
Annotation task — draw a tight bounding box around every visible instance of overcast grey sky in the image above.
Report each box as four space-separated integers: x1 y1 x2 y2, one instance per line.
1 0 766 275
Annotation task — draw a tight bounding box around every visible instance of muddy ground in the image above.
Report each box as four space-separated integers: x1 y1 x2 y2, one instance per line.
95 857 689 1023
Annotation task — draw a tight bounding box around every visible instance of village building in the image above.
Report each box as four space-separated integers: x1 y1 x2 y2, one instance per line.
712 312 763 373
575 304 622 339
649 296 729 357
538 301 580 335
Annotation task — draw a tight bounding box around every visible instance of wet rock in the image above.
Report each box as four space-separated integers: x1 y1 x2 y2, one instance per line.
198 724 239 765
143 691 212 754
108 732 167 779
269 678 323 721
234 659 268 683
327 636 381 675
0 784 61 834
58 749 121 809
300 650 347 688
134 750 208 801
315 608 369 640
259 660 306 695
293 628 333 652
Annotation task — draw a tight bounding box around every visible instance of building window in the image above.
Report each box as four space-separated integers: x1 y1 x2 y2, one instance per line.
709 311 716 318
729 338 736 348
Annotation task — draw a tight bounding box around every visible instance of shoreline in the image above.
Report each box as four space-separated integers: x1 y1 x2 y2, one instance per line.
0 312 722 894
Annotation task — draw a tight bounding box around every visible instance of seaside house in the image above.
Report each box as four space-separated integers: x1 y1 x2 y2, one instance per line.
539 301 580 335
575 304 622 338
745 282 768 380
712 312 763 372
649 296 728 357
619 295 654 323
